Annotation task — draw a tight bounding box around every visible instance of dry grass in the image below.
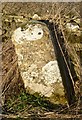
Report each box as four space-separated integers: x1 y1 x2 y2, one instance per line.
1 2 82 119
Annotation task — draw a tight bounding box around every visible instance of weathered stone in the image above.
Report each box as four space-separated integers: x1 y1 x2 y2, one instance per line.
12 21 65 103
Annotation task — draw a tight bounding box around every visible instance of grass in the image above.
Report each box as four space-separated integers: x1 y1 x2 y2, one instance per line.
3 91 62 114
2 3 81 119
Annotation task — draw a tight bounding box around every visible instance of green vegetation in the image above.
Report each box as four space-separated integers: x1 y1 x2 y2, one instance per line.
4 91 61 114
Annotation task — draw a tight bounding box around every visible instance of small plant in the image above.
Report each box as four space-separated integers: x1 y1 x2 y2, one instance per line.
3 91 61 114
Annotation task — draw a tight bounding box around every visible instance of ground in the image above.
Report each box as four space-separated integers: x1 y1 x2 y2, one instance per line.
1 2 82 120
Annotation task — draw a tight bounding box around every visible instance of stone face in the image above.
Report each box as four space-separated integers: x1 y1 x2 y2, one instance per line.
12 21 65 103
42 61 62 85
13 24 43 43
